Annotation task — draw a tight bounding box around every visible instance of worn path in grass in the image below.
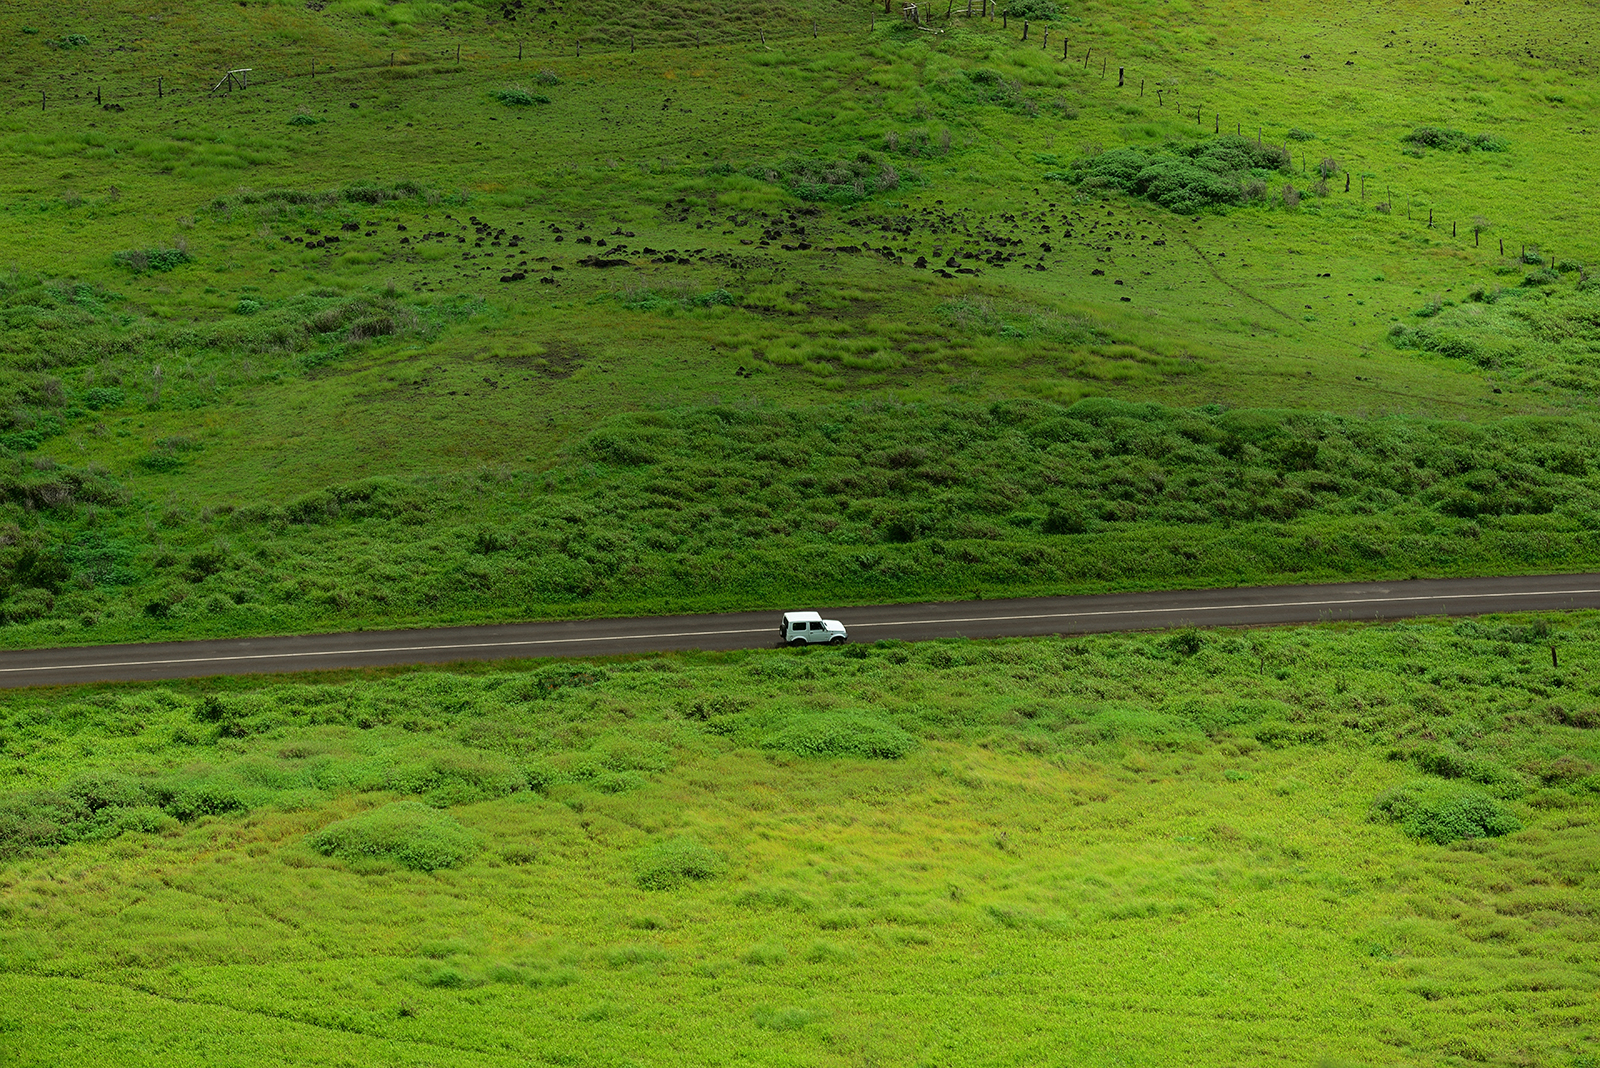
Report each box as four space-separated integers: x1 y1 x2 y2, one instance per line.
4 571 1597 686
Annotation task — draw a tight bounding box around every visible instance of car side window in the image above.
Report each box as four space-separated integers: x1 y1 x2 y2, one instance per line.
809 621 821 630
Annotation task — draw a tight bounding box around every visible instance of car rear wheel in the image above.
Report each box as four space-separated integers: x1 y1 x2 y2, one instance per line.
788 638 807 647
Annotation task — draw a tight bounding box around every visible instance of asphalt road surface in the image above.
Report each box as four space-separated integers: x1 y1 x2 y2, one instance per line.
0 573 1596 688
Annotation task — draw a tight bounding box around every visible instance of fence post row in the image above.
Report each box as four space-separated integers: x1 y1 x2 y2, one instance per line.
14 13 1562 268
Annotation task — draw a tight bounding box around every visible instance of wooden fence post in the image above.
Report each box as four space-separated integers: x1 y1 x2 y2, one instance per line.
1022 20 1028 40
1117 66 1123 86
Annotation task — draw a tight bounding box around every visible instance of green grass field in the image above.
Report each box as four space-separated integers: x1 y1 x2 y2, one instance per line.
0 0 1597 640
3 1 1600 1064
2 613 1597 1066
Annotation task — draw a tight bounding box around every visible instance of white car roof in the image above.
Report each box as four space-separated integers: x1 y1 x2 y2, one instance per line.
783 611 823 622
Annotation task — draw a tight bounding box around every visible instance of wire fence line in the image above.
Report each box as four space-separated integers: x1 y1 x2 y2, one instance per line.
0 12 1580 267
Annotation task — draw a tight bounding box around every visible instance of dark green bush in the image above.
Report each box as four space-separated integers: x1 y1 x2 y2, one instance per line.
113 248 192 274
1402 127 1508 153
634 836 724 890
136 452 185 473
760 713 917 759
1005 0 1060 19
308 801 479 870
1369 782 1521 844
491 87 550 106
1411 746 1520 791
81 387 124 410
1042 505 1087 535
1065 137 1288 214
152 778 249 821
747 155 914 205
0 787 178 859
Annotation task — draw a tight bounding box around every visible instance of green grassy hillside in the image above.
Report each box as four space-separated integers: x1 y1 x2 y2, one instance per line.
2 612 1597 1066
0 0 1596 641
5 5 1600 1066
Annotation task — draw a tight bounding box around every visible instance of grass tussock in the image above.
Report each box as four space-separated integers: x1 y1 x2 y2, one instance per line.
308 801 480 870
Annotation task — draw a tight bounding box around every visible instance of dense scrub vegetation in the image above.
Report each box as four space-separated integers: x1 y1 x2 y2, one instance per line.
1056 136 1295 214
5 397 1600 644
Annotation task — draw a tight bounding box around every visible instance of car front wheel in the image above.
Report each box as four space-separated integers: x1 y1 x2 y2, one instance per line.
830 636 846 644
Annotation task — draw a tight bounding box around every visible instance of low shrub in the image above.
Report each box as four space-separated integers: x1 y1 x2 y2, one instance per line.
759 712 917 759
1369 782 1521 844
634 836 724 890
1005 0 1060 19
1411 746 1521 791
113 247 192 274
81 387 125 410
1401 127 1508 153
491 87 550 106
1064 136 1289 214
747 154 914 205
307 801 479 870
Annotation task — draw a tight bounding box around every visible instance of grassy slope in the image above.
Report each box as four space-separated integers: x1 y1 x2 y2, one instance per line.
1 612 1597 1066
3 7 1600 1066
0 0 1596 642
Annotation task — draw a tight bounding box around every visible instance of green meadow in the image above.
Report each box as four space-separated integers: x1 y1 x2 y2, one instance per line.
2 1 1600 1064
2 615 1598 1066
0 0 1597 640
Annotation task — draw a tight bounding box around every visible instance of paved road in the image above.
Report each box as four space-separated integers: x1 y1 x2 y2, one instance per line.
0 573 1596 688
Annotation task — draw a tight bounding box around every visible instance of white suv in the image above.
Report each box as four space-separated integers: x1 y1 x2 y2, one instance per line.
779 611 848 646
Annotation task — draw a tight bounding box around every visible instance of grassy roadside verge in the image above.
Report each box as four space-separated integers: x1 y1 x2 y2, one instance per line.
1 612 1596 1065
3 397 1600 647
